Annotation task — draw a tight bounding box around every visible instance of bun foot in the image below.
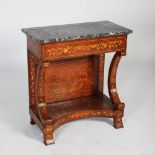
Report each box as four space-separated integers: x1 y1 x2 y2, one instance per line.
30 117 36 125
113 117 123 128
43 126 54 145
44 139 55 145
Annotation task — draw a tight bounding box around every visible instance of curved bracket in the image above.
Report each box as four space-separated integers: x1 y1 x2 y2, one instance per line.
108 52 125 112
35 62 52 125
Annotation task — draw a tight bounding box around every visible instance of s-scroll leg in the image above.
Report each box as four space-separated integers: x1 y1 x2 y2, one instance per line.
108 52 125 128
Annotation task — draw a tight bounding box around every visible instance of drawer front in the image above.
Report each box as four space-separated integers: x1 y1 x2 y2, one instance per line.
42 35 126 60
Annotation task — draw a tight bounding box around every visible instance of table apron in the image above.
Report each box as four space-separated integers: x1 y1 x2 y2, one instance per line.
41 35 127 61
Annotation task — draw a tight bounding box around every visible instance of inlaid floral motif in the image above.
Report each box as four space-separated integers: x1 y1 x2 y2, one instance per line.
42 36 125 59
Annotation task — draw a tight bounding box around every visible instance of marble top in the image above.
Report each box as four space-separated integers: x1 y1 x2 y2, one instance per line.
22 21 132 43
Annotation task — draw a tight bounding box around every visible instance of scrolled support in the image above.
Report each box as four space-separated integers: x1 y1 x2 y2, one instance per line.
108 52 125 128
35 62 52 125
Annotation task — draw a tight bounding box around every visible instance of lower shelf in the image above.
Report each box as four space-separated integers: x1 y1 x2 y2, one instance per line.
47 94 113 120
30 94 124 144
44 94 115 130
31 94 116 128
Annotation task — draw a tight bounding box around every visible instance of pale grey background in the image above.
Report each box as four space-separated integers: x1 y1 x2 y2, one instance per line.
0 0 155 155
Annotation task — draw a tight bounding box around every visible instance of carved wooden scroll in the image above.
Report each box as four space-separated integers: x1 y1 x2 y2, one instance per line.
108 52 125 128
35 62 52 125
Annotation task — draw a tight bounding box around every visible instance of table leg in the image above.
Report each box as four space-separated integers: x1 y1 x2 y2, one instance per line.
43 126 55 145
30 117 36 125
108 52 125 128
35 62 55 144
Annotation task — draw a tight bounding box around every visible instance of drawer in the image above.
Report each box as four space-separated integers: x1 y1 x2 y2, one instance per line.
41 35 126 60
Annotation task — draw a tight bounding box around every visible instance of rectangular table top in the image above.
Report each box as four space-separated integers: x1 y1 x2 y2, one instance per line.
22 20 132 43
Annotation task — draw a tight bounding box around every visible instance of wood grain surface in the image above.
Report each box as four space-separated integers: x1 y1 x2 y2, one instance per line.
27 34 127 145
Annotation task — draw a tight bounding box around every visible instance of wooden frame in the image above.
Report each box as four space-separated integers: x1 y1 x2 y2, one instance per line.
27 34 127 145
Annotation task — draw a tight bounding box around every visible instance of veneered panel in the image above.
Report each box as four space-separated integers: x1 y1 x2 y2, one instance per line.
45 56 98 103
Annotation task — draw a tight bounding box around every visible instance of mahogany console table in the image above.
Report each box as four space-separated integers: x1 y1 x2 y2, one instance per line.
22 21 132 145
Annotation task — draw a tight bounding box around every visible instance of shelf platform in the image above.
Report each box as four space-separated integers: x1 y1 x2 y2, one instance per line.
30 94 117 128
47 94 113 120
30 93 124 145
33 94 117 131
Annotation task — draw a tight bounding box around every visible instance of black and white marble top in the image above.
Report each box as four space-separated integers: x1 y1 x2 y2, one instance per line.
22 21 132 43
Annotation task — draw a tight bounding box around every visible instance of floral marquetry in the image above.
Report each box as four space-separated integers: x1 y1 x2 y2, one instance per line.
42 36 126 60
22 20 132 145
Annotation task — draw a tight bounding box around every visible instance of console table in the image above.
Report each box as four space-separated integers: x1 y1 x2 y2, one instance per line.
22 21 132 145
